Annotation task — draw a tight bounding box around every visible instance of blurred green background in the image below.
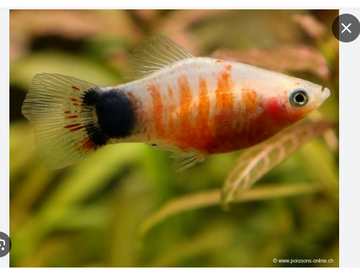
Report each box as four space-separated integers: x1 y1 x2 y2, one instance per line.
9 10 339 267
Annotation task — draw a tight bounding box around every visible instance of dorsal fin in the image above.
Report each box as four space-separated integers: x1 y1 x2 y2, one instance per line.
122 36 195 82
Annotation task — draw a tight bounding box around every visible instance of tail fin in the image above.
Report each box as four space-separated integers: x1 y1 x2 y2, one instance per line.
22 73 106 169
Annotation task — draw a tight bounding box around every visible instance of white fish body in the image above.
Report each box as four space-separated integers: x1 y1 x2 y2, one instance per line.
22 36 330 170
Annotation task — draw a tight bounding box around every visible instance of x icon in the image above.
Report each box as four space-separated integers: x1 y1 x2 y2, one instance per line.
342 23 352 33
333 14 360 42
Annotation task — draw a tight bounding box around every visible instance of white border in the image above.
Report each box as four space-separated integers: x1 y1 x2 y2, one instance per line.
339 8 360 268
0 9 9 268
1 1 360 9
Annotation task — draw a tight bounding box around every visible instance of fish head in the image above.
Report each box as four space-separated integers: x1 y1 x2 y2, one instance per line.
250 75 331 139
278 77 331 122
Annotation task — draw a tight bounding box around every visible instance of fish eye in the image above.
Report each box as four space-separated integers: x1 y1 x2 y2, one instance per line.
290 89 308 107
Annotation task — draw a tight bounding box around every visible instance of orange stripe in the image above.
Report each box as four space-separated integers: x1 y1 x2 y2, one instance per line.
167 76 215 152
214 65 235 134
177 75 193 134
215 65 234 113
168 85 174 100
167 85 176 132
126 91 137 105
126 90 141 118
195 77 212 143
148 83 166 138
196 77 210 125
241 88 259 113
206 65 244 153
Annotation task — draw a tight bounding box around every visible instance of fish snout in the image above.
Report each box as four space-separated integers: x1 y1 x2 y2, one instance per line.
322 87 331 99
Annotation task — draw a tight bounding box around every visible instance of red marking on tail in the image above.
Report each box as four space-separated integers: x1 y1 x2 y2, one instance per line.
64 123 81 129
81 138 97 151
64 123 84 132
71 86 80 91
69 126 84 132
66 115 79 119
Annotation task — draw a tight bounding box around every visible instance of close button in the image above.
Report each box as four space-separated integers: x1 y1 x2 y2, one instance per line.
332 13 360 42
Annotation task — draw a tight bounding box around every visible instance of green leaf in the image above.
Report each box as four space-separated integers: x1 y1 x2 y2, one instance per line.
221 121 334 210
139 183 322 239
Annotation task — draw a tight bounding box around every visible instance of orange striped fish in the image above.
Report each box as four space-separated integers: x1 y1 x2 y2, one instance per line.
22 36 330 170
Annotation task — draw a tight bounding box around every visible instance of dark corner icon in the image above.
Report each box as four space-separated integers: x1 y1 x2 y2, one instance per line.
0 232 11 257
332 14 360 42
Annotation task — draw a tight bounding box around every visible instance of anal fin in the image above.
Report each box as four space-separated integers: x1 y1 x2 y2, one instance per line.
170 151 206 172
147 143 206 172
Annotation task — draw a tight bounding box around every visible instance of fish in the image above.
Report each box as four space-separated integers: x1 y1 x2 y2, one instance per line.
21 36 331 171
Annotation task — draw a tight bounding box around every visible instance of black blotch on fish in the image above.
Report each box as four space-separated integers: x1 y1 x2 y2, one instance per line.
83 88 136 146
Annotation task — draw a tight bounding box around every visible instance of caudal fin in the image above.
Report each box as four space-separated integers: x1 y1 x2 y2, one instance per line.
22 73 106 169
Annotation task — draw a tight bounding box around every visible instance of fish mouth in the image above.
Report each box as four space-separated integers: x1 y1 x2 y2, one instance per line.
321 86 331 99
